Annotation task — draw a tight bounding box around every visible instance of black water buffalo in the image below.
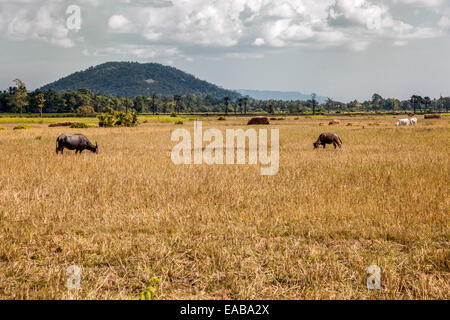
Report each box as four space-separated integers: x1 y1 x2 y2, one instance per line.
314 132 342 149
56 134 98 154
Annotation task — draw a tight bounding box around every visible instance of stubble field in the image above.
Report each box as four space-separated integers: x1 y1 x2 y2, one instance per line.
0 115 448 299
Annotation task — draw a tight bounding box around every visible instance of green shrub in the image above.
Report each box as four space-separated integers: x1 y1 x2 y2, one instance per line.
218 116 226 121
70 122 90 129
0 126 5 131
175 120 184 125
98 110 139 127
170 112 177 118
138 277 160 300
270 117 277 120
277 117 285 120
294 117 300 120
13 124 33 130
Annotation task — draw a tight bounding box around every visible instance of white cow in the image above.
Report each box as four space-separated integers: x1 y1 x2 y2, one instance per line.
410 117 418 125
396 119 411 126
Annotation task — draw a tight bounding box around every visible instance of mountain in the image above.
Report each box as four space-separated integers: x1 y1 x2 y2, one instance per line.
237 89 327 103
40 62 240 99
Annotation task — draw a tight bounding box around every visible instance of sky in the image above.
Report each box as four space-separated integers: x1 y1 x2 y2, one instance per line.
0 0 449 102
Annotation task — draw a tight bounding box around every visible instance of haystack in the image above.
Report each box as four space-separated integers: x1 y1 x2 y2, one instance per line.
424 114 441 119
328 119 341 125
248 117 270 125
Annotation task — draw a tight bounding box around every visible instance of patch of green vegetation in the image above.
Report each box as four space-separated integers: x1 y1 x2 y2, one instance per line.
13 124 33 130
0 116 98 124
270 117 286 121
0 126 5 131
138 277 160 300
98 109 139 127
305 115 325 119
70 122 96 129
175 120 184 125
218 116 226 121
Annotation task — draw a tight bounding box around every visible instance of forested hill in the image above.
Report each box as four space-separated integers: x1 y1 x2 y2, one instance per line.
40 62 240 99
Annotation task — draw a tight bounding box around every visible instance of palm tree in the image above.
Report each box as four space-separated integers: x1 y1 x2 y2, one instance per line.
242 97 249 114
223 97 230 115
173 95 182 113
238 98 244 114
311 93 317 115
150 93 158 115
233 102 238 115
423 96 431 112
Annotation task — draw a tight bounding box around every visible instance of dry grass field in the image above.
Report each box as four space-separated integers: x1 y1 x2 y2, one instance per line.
0 115 448 300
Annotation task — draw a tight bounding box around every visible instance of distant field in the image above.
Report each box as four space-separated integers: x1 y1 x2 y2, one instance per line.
0 115 448 299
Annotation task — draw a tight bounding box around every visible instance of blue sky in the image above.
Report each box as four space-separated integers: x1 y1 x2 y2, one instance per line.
0 0 449 102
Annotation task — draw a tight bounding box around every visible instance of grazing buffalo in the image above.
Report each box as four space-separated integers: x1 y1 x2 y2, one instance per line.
314 132 342 149
396 119 411 126
56 134 98 155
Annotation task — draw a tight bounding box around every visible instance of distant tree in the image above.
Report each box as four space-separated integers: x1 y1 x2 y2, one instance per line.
174 95 182 113
76 105 95 115
410 95 423 114
11 79 28 116
325 98 334 113
371 93 383 110
223 97 230 115
150 93 158 114
441 97 450 113
242 97 249 114
423 96 431 112
238 98 244 114
268 104 275 114
232 102 238 115
311 93 317 115
35 92 46 117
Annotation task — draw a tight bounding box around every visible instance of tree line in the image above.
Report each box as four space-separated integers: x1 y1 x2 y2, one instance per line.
1 80 449 116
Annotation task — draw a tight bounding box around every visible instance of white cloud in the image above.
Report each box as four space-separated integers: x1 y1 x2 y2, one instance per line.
438 16 450 29
253 38 265 46
108 15 134 32
105 0 443 52
0 0 447 54
1 4 75 48
393 0 444 7
83 44 183 62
